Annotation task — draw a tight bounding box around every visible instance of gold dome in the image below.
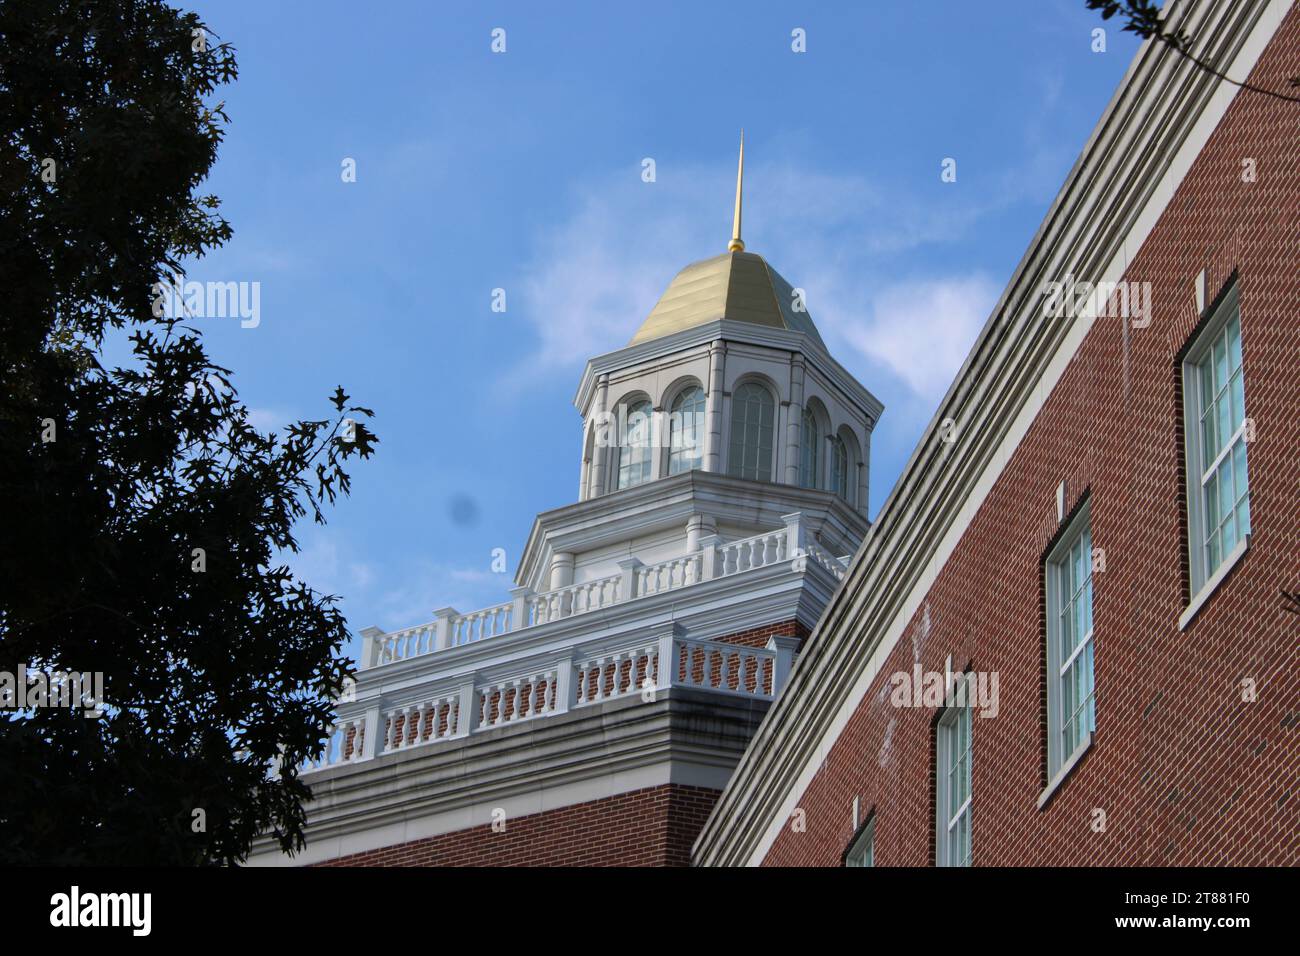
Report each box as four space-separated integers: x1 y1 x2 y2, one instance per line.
629 250 826 349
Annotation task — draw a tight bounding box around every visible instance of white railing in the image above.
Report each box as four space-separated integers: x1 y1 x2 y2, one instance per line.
716 529 787 576
637 554 701 596
380 693 462 753
358 512 846 671
304 715 368 772
378 621 438 663
527 574 621 626
453 602 512 645
476 668 559 729
798 541 849 582
576 643 659 705
303 631 792 775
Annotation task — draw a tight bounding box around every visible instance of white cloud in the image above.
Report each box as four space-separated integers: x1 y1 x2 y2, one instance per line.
815 273 1000 401
510 157 1008 394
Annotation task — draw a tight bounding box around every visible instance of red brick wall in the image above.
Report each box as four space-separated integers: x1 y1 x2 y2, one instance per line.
762 8 1300 867
716 618 810 648
311 784 719 867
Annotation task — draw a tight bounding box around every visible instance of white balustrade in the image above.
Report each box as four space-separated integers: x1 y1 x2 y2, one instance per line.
372 621 437 665
800 541 848 582
357 517 825 671
717 530 786 576
575 644 658 705
636 554 701 596
381 693 461 753
527 574 621 626
303 715 368 771
452 603 512 646
673 638 776 699
304 631 788 773
476 669 557 729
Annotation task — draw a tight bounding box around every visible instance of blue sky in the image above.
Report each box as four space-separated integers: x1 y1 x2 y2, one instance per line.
178 0 1141 661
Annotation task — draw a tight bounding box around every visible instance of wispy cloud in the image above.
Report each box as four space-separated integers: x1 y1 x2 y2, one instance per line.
807 270 1000 401
511 158 1004 406
288 529 513 635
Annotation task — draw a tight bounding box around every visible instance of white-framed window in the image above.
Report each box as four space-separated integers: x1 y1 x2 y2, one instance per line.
667 386 705 475
798 408 819 489
935 695 971 867
1182 284 1250 594
615 399 653 490
1046 501 1095 778
829 434 849 501
727 382 775 482
845 816 875 867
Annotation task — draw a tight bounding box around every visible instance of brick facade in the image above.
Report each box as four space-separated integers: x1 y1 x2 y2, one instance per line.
716 618 811 648
762 7 1300 867
311 783 720 867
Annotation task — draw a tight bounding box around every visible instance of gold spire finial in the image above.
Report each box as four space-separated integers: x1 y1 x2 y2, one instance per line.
728 130 745 253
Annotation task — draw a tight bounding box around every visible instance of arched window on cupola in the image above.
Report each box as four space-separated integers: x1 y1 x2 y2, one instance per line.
667 386 705 475
727 382 775 482
829 433 850 501
799 407 820 489
615 399 653 490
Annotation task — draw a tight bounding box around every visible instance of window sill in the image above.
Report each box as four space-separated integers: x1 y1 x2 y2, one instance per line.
1179 533 1250 632
1037 732 1094 811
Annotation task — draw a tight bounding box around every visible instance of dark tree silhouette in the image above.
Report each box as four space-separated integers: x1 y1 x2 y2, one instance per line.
1085 0 1300 104
0 0 376 864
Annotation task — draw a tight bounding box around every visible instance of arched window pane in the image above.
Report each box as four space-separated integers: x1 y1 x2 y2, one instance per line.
830 435 849 500
616 400 653 490
799 408 819 489
668 386 705 475
727 383 774 482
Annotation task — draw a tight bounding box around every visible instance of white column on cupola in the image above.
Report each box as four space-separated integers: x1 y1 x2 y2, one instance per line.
858 434 871 515
589 373 611 496
703 341 727 472
549 552 575 590
685 514 717 552
783 354 806 486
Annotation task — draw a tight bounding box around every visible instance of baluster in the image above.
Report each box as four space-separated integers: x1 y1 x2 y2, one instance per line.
421 702 433 741
383 712 396 752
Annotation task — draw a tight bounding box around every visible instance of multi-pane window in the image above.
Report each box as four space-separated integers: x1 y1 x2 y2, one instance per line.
829 434 849 501
1046 503 1095 777
727 383 775 482
1183 285 1250 593
615 399 653 490
935 696 971 867
667 386 705 475
798 408 819 489
845 816 875 867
